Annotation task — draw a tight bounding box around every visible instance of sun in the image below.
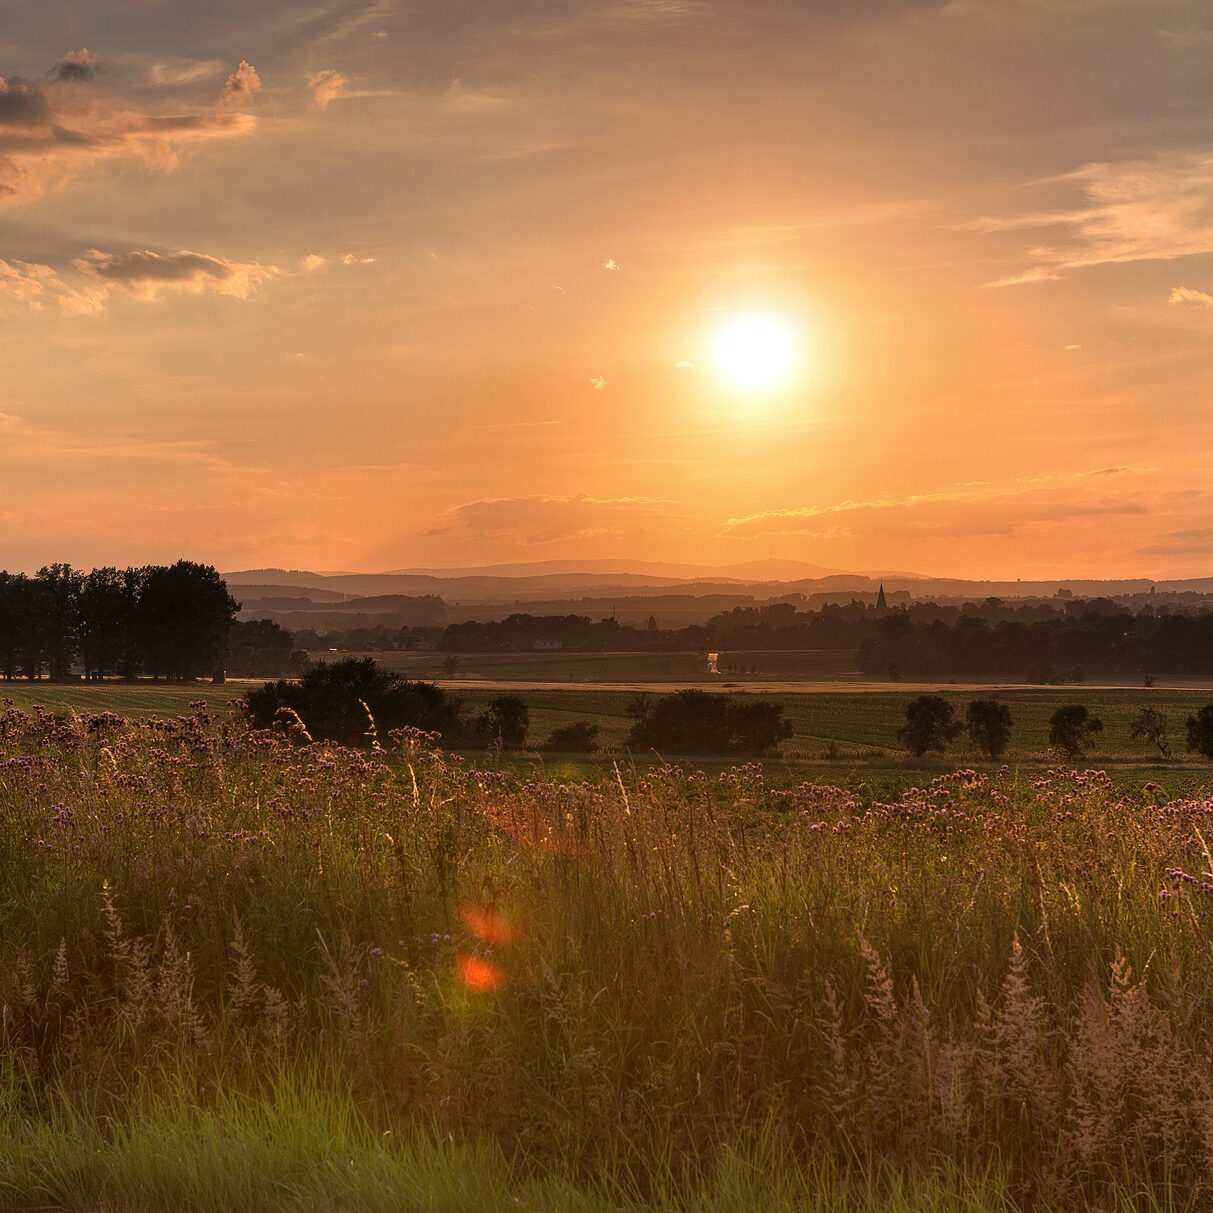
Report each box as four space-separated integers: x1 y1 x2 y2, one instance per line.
710 311 800 393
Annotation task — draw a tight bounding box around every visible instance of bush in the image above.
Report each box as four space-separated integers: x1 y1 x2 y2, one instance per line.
247 657 461 746
625 689 792 755
542 721 600 752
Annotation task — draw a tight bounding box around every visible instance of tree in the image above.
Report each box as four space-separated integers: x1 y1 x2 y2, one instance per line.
898 695 961 757
78 567 132 681
227 619 297 678
1185 704 1213 761
139 561 240 680
1130 706 1171 758
1048 704 1103 759
477 695 529 748
36 564 82 680
965 699 1013 759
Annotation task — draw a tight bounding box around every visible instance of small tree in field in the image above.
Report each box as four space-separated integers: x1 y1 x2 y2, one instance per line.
898 695 961 757
1186 704 1213 760
1130 706 1171 758
1048 704 1103 759
965 699 1013 759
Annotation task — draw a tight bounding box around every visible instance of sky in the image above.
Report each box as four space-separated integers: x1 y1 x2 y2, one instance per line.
3 0 1213 580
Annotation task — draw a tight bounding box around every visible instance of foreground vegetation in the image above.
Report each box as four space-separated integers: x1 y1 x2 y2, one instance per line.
3 703 1213 1208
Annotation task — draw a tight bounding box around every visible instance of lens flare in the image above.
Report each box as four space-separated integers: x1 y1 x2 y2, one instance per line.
457 953 504 992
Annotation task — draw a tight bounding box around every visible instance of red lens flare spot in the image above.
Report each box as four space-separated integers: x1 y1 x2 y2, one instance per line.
457 953 504 992
459 904 523 945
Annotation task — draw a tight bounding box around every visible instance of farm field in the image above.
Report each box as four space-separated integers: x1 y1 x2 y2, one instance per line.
6 679 1213 788
334 647 867 683
3 705 1213 1209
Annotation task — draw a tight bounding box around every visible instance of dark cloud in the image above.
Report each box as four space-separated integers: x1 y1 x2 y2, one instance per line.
52 49 94 82
0 78 50 128
73 249 276 300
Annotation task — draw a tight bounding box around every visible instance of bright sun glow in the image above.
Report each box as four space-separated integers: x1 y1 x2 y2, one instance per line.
710 311 799 393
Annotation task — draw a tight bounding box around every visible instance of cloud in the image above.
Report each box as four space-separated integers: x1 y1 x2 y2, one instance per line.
1169 286 1213 308
0 248 277 312
590 375 606 390
73 249 276 301
308 69 349 109
1138 528 1213 557
603 258 620 270
0 77 51 128
675 359 695 368
52 49 94 84
720 476 1147 541
217 61 261 108
341 252 375 265
984 150 1213 284
0 60 259 200
302 253 328 271
0 411 253 475
424 492 676 546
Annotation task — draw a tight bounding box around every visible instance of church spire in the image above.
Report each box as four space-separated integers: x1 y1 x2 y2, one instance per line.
876 581 887 615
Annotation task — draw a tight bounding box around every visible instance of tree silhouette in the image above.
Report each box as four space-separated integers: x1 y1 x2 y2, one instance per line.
1129 706 1171 758
1185 704 1213 761
1048 704 1103 759
898 695 961 757
965 699 1013 758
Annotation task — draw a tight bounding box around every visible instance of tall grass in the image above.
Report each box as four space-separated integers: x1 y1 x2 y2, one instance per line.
2 700 1213 1207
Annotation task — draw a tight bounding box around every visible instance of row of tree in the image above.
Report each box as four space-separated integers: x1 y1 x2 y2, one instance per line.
0 562 239 681
860 610 1213 680
897 695 1213 761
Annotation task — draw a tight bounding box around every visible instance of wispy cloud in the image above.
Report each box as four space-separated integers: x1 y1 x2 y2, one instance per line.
721 474 1147 541
424 492 677 546
982 150 1213 285
308 69 349 109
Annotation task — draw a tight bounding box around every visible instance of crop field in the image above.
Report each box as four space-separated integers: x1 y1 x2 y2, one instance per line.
456 685 1213 764
338 647 867 683
4 704 1213 1209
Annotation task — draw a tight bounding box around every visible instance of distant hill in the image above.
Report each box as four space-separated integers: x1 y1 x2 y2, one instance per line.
223 564 1213 626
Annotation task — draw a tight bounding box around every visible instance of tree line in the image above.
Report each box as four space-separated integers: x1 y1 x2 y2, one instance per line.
859 608 1213 681
897 694 1213 762
0 562 239 681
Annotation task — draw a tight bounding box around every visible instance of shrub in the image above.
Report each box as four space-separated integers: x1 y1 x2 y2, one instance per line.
542 721 600 752
247 657 460 746
625 689 792 755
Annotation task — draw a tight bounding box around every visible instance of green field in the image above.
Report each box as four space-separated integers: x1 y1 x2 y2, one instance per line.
7 678 1213 788
338 647 867 682
0 680 258 718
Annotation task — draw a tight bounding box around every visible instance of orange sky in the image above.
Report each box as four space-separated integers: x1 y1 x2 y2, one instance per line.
3 1 1213 579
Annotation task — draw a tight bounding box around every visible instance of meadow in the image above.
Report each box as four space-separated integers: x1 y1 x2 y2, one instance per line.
4 701 1213 1209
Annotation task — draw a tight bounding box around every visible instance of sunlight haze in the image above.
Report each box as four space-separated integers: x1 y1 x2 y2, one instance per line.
2 1 1211 580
